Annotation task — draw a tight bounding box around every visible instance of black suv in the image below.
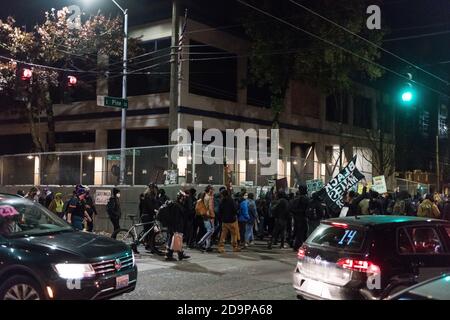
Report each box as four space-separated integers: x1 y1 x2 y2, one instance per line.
0 194 137 300
293 215 450 300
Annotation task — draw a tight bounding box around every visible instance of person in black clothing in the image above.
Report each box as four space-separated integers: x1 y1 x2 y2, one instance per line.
290 186 309 251
67 187 91 231
268 191 289 249
165 192 190 261
84 189 98 232
107 188 122 232
343 187 367 217
158 188 169 204
306 192 327 237
368 190 383 215
183 188 197 247
140 183 162 253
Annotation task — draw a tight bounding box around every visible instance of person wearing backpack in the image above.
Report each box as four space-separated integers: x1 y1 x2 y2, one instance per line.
306 192 326 237
417 194 441 219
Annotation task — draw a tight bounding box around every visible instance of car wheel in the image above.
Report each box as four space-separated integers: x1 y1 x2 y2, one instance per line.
0 275 43 300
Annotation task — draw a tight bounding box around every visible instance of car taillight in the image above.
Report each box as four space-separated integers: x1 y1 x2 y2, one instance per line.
336 258 380 274
297 248 306 259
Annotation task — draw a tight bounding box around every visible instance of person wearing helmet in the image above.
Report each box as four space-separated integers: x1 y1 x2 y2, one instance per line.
67 186 91 231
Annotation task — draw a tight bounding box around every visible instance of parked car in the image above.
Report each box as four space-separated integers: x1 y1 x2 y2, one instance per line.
388 274 450 300
0 193 137 300
293 215 450 300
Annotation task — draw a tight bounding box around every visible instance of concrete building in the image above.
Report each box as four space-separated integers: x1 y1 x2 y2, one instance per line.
0 17 394 189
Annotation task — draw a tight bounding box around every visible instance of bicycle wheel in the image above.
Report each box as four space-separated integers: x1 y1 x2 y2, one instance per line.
112 229 136 247
149 229 168 255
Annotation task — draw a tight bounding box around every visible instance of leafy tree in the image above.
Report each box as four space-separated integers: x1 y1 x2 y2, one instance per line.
242 0 385 127
0 7 140 153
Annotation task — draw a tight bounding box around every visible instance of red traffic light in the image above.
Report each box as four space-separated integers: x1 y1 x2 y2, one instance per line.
20 68 33 81
67 75 77 87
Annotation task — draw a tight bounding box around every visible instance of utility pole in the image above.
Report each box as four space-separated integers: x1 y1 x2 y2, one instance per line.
436 134 440 193
169 0 180 169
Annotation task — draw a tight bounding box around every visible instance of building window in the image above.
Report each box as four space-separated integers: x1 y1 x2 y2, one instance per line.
189 40 237 101
291 82 321 118
326 93 348 123
353 95 372 129
247 59 271 108
109 38 171 97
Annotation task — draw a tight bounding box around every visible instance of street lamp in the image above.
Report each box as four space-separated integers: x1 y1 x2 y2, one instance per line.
84 0 128 185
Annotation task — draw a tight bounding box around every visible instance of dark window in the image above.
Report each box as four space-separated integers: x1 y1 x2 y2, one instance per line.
54 131 95 144
397 228 414 254
109 38 171 97
353 96 372 129
0 134 33 155
107 129 168 149
189 40 237 101
326 93 348 123
246 59 271 108
406 227 443 254
379 103 393 134
307 223 366 252
420 110 431 137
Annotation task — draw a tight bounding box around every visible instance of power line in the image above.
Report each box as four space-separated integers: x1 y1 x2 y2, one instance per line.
236 0 450 98
383 29 450 42
288 0 450 86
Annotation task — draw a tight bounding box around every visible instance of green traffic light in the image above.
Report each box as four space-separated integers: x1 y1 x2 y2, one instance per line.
401 91 413 102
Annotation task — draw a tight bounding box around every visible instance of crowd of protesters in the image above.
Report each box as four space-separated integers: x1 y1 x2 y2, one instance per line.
14 182 450 262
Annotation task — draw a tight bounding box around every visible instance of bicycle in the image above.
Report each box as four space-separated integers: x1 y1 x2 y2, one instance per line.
111 214 168 255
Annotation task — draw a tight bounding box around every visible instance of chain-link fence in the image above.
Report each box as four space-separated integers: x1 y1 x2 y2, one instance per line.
0 143 427 192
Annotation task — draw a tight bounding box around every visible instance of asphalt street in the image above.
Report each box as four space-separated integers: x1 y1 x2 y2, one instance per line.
115 241 298 300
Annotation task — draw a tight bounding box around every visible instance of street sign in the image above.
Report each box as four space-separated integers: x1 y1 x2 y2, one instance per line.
107 155 121 161
97 96 128 109
241 181 254 187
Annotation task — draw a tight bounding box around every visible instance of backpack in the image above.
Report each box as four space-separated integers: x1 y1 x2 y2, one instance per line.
195 199 208 218
157 201 175 226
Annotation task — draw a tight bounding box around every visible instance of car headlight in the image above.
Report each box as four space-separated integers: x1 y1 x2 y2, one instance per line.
132 251 136 267
53 264 95 279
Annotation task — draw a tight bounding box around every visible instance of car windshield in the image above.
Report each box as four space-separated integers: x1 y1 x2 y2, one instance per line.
0 195 73 239
306 223 366 252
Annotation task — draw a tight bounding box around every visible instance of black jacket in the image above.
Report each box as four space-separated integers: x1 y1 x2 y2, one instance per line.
219 197 238 224
271 198 289 221
289 195 309 221
107 197 121 220
166 202 185 233
140 194 161 218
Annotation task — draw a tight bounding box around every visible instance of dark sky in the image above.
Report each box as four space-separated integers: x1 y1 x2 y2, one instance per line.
2 0 450 89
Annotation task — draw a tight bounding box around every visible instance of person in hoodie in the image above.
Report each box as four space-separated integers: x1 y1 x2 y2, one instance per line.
238 192 250 247
106 188 122 232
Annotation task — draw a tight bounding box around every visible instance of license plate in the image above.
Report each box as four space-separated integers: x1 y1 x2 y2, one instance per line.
301 279 324 297
116 275 129 289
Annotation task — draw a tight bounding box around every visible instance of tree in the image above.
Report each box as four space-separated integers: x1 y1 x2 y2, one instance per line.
0 8 140 153
241 0 385 127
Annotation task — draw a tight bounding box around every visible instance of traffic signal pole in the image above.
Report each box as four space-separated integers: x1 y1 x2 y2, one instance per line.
169 0 180 169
